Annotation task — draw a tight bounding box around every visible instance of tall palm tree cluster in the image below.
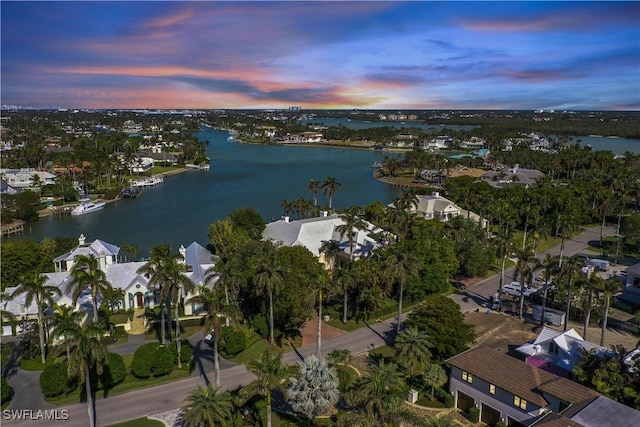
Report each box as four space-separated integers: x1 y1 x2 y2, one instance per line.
512 250 622 347
282 176 342 219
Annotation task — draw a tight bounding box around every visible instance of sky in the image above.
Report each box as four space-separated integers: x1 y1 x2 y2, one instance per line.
1 1 639 111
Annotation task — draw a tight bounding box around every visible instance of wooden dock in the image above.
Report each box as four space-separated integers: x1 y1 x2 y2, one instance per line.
1 221 25 237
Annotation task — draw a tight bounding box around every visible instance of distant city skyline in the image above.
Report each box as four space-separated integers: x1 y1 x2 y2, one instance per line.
2 1 639 111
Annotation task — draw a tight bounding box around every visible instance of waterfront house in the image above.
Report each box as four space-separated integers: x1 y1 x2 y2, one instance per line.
482 164 544 189
447 345 640 426
262 212 384 265
0 168 57 192
388 192 487 228
2 235 217 335
515 327 611 377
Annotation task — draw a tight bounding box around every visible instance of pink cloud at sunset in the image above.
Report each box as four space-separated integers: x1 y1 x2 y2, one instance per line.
1 1 638 110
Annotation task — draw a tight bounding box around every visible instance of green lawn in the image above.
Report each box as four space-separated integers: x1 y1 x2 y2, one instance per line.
107 418 165 427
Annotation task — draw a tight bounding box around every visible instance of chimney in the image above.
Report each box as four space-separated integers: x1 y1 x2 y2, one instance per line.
179 245 186 263
78 234 86 246
320 210 328 217
282 216 290 223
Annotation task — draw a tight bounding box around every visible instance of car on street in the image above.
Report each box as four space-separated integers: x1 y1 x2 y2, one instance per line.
204 330 215 345
502 281 536 297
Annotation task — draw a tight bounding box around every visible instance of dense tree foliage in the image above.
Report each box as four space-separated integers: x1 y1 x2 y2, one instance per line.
574 346 640 410
405 295 475 361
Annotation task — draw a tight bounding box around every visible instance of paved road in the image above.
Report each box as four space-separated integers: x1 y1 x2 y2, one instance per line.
2 225 615 426
450 224 618 313
2 317 398 427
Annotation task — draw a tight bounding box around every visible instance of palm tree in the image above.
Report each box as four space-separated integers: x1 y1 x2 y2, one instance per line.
137 244 172 344
163 252 195 368
287 355 339 424
321 176 341 210
422 363 447 401
538 254 559 326
559 256 585 331
68 254 113 323
12 272 61 364
186 285 226 386
253 245 283 346
556 214 576 268
353 358 406 424
52 304 84 361
319 239 342 273
307 179 320 206
180 384 234 427
599 278 622 346
385 250 418 334
494 231 513 297
579 274 602 342
596 190 614 253
246 351 296 427
394 327 432 377
334 261 357 324
513 245 538 319
64 321 107 427
312 270 330 358
336 206 369 261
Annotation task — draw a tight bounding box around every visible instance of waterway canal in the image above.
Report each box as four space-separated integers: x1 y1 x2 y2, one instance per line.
16 128 401 256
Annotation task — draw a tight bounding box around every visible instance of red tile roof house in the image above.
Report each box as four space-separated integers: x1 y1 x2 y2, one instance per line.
446 346 640 426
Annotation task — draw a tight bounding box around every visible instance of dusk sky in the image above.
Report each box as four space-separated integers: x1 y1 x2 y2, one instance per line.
2 1 639 110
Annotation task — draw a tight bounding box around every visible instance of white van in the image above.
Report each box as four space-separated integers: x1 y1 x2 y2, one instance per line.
502 281 536 297
590 259 610 271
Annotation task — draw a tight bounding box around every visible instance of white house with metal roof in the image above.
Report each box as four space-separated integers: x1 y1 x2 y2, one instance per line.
516 327 611 377
2 236 217 335
262 213 384 263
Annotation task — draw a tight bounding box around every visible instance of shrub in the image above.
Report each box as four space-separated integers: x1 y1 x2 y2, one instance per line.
496 422 506 427
468 407 480 423
97 352 126 390
131 343 175 378
170 340 194 365
40 363 77 397
18 321 41 361
250 314 268 339
1 376 12 404
434 386 454 408
180 317 205 328
219 326 246 357
1 344 12 370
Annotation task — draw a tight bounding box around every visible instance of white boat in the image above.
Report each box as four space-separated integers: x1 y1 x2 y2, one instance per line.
185 163 210 170
71 199 106 216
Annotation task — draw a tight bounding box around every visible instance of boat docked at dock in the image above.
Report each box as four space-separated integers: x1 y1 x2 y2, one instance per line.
130 176 163 187
185 163 210 170
120 187 142 198
71 199 106 216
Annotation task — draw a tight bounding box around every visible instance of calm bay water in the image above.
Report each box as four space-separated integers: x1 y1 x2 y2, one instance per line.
11 123 639 256
16 128 401 256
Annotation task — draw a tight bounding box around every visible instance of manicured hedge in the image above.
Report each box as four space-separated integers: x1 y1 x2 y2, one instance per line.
469 407 480 423
40 363 77 397
171 340 194 365
434 386 454 408
219 326 246 357
1 376 12 404
131 343 174 378
97 352 126 389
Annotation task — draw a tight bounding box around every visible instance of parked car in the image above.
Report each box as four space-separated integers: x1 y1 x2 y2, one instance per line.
502 281 536 297
590 258 610 271
204 330 215 345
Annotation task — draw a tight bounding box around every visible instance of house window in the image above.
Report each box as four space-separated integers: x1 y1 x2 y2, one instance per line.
513 396 527 410
549 341 559 355
489 384 496 395
462 371 473 383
